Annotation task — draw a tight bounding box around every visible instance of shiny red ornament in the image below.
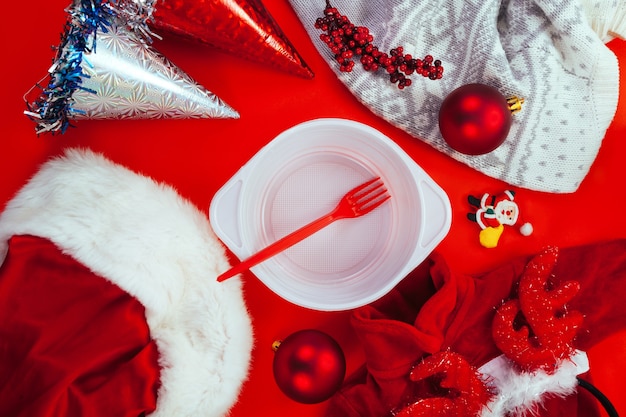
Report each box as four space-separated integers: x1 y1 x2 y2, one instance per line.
150 0 314 78
438 83 512 155
272 329 346 404
492 247 583 373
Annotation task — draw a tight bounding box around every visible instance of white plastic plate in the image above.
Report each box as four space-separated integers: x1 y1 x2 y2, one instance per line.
210 118 451 311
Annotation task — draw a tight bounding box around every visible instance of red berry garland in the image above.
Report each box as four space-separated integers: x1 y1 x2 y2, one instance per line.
315 1 443 89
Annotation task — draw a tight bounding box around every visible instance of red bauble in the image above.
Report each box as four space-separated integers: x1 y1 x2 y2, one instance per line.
272 329 346 404
438 83 512 155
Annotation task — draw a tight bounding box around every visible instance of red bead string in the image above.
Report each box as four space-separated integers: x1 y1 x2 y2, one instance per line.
315 1 444 89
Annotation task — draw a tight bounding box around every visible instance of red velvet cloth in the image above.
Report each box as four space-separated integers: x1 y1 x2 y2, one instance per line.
326 240 626 417
0 235 160 417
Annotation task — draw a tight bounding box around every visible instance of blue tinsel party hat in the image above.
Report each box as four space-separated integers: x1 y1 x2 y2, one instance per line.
25 0 238 134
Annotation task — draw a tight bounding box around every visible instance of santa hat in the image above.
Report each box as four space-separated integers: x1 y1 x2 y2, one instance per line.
288 0 622 193
324 242 626 417
0 149 253 416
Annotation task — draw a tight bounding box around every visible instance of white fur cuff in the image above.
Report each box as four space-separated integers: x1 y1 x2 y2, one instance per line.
479 350 589 417
0 148 253 417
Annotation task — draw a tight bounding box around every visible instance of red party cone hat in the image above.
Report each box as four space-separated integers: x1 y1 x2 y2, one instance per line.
150 0 314 78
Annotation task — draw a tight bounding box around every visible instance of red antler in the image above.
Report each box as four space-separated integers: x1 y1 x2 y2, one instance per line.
394 351 492 417
492 247 583 373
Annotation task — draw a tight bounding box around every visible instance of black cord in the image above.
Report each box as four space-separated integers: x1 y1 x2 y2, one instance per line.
577 377 619 417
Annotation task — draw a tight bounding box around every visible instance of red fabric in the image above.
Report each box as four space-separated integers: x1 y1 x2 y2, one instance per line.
0 235 160 417
325 239 626 417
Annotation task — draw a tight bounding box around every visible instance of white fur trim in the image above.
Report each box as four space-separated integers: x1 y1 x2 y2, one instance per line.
479 351 589 417
0 148 253 417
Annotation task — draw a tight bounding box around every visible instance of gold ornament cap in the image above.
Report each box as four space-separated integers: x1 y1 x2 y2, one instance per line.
507 96 525 114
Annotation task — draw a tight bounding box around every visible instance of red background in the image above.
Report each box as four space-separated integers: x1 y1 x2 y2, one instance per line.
1 0 624 416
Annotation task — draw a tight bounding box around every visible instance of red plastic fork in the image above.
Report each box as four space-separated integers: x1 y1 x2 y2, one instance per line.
217 177 391 282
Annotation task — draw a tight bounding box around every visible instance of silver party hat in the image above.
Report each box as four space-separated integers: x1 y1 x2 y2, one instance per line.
72 20 239 121
25 0 238 134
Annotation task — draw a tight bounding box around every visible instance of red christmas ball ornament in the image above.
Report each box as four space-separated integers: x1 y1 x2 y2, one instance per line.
438 83 523 155
272 329 346 404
